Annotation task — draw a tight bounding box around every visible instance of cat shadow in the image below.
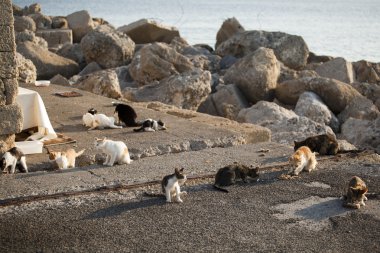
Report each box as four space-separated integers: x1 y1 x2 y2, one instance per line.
294 198 350 221
84 198 165 220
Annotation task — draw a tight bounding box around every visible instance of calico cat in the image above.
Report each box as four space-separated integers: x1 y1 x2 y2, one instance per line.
294 134 339 155
94 137 131 166
133 119 167 132
214 163 259 192
343 176 368 209
161 168 187 203
114 103 140 127
82 113 122 130
47 148 85 169
288 146 317 176
1 147 28 174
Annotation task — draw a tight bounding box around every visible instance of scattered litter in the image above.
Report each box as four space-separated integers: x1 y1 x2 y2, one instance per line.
35 80 50 87
279 173 299 180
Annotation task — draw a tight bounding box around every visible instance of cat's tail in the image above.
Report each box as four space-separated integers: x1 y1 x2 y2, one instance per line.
213 184 229 193
133 126 144 132
75 149 86 157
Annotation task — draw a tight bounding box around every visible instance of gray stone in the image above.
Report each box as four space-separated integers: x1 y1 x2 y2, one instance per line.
0 25 15 52
13 16 36 32
56 43 86 69
15 52 37 84
15 30 48 49
216 30 309 70
78 62 102 76
0 51 17 79
224 47 280 104
51 16 68 29
66 10 94 43
351 82 380 109
81 25 135 69
315 57 355 83
278 64 318 83
50 74 70 86
337 96 379 123
353 60 380 84
0 104 23 135
28 13 52 29
215 17 245 49
35 29 73 47
307 52 334 64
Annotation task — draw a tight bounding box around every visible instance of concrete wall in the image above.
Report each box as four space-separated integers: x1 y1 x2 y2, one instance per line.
0 0 23 152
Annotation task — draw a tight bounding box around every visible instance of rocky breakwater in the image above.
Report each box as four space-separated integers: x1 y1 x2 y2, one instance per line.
13 3 380 152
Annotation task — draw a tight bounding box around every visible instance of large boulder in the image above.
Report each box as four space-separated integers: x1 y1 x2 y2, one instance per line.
215 17 245 49
337 96 380 123
75 68 125 99
124 69 211 110
13 16 36 32
117 19 180 44
353 60 380 84
17 41 80 79
15 52 37 84
81 25 135 69
237 101 333 145
51 16 68 29
129 42 194 86
57 43 86 69
215 30 309 70
278 63 318 83
315 57 355 83
223 47 280 103
28 13 52 29
66 10 94 43
295 91 340 133
341 117 380 153
15 30 48 49
351 82 380 109
276 77 364 114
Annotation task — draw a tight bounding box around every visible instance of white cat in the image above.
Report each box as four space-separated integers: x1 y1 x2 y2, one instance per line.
47 148 85 169
1 147 28 174
94 137 131 166
133 119 167 132
82 113 122 130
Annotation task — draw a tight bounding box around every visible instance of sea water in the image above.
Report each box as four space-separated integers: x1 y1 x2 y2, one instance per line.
13 0 380 62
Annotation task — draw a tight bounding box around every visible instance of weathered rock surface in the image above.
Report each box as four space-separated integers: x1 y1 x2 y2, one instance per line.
315 57 355 83
215 17 244 49
35 29 73 48
15 30 48 49
13 16 36 32
17 41 80 79
66 10 94 43
307 52 333 64
51 16 68 29
275 77 364 114
117 18 180 44
15 52 37 84
353 60 380 84
80 25 135 69
278 64 318 83
351 82 380 109
295 91 340 133
337 96 380 123
129 42 193 86
78 62 102 76
341 117 380 153
28 13 52 29
216 30 309 70
237 101 333 145
224 47 280 104
56 43 86 69
124 69 211 110
50 74 70 86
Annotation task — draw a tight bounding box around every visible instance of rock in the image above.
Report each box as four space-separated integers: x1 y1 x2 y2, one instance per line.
337 139 358 152
207 84 249 120
315 57 355 83
307 52 333 64
124 69 211 110
0 104 23 135
80 25 135 69
219 55 238 70
215 17 245 49
278 64 318 83
295 91 340 133
276 77 364 114
35 29 73 48
15 30 48 49
341 117 380 153
56 43 86 69
216 30 309 70
352 60 380 84
51 16 68 29
224 47 280 103
12 4 24 16
15 52 37 84
197 96 219 117
50 74 70 86
117 19 180 44
17 41 80 80
75 68 123 99
23 3 41 15
237 101 333 145
78 62 102 76
13 16 36 32
28 13 52 29
66 10 94 43
129 42 193 86
337 96 379 123
351 82 380 109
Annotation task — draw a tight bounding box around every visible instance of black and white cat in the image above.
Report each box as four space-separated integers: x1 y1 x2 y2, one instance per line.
133 119 167 132
1 147 28 174
162 168 187 203
113 103 140 127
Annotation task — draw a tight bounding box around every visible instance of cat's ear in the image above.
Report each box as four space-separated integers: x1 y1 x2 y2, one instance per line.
46 148 51 154
103 137 107 141
175 168 179 173
179 167 184 172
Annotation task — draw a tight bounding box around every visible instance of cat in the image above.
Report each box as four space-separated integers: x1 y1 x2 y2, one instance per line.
47 148 85 169
133 119 167 132
88 108 97 115
342 176 368 209
94 137 131 166
214 163 259 192
294 134 339 155
113 103 140 127
288 146 317 176
1 147 28 174
82 113 122 130
161 168 187 203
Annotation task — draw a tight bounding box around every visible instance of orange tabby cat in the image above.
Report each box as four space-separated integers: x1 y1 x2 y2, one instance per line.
343 176 368 209
47 148 85 169
288 146 317 176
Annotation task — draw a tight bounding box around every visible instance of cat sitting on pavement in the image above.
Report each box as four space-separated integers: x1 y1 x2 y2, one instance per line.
94 137 131 166
1 147 28 174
